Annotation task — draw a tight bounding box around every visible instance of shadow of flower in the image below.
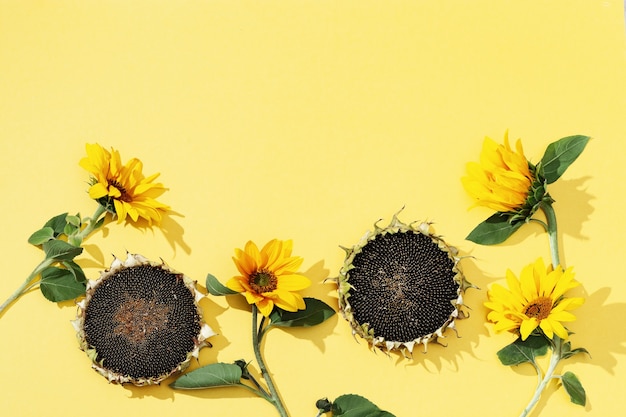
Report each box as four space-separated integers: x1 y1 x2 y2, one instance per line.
123 210 192 256
573 287 626 375
393 255 488 371
549 176 595 240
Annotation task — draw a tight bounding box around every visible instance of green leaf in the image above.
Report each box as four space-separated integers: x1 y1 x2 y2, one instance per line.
466 213 524 245
540 135 590 184
560 341 591 361
39 266 86 302
63 222 80 237
497 335 550 366
169 363 243 389
66 214 81 227
269 298 335 328
205 273 238 296
332 394 395 417
43 212 69 236
561 371 586 406
61 260 87 283
28 227 55 245
68 234 83 247
42 240 83 261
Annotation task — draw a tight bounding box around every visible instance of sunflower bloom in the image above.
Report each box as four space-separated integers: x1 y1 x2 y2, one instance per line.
226 239 311 317
485 258 584 341
79 143 170 225
462 132 535 213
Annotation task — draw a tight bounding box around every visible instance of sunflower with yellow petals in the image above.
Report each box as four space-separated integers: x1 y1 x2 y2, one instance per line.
462 131 535 213
79 143 170 225
226 239 311 317
485 257 584 341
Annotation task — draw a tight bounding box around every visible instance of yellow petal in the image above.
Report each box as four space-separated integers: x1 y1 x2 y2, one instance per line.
261 239 282 269
88 182 109 199
493 317 520 333
272 256 304 276
108 185 122 198
256 298 274 317
520 318 538 340
276 273 311 291
548 318 569 340
538 318 555 339
244 241 262 266
113 199 127 223
225 277 246 293
233 250 258 277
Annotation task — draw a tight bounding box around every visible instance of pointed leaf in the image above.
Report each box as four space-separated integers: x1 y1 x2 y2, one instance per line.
63 222 79 236
540 135 590 184
205 273 238 296
43 213 69 236
28 227 55 245
66 214 81 227
332 394 395 417
561 371 586 406
42 240 83 261
466 213 524 245
560 341 591 360
497 335 550 366
269 298 335 328
61 260 87 283
68 234 83 247
169 363 243 389
39 266 86 302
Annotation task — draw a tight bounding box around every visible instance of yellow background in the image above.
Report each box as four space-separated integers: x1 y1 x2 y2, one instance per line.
1 1 625 416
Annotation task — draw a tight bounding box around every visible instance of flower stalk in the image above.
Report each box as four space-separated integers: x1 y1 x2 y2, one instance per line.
539 202 560 268
0 258 54 316
0 204 108 317
519 337 563 417
252 305 289 417
76 204 107 242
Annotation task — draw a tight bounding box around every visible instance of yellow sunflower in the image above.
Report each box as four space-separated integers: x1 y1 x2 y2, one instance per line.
79 143 170 225
485 258 584 341
462 132 534 213
226 239 311 317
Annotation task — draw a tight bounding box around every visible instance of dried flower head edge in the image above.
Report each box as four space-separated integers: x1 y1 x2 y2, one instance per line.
0 143 170 317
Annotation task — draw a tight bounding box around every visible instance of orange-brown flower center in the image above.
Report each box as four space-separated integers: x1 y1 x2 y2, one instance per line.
108 179 132 202
113 297 170 345
523 296 553 320
249 269 278 293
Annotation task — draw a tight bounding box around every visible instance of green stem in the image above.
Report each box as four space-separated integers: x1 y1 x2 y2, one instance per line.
519 338 562 417
252 305 289 417
0 257 54 316
245 373 272 400
76 204 107 241
540 202 560 268
0 204 107 318
238 382 273 403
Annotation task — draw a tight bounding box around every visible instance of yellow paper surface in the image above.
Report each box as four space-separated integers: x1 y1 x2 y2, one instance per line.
1 1 625 416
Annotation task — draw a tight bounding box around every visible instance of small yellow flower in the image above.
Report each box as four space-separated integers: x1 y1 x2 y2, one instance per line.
79 143 170 225
485 258 584 341
462 132 534 213
226 239 311 317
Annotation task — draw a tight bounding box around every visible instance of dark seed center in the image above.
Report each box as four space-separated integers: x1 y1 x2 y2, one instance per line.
249 269 278 293
523 296 552 320
347 231 459 342
83 265 201 380
113 297 170 345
